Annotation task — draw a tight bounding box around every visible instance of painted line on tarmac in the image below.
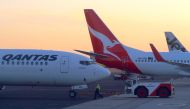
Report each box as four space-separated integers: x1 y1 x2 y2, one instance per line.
157 103 186 107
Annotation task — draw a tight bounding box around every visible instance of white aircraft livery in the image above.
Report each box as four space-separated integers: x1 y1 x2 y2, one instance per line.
76 9 190 80
0 49 110 97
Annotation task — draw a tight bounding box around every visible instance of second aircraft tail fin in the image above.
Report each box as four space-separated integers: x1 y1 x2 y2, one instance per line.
165 32 188 52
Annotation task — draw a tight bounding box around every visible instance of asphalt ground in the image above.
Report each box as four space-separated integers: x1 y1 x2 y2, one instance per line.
0 76 125 109
65 78 190 109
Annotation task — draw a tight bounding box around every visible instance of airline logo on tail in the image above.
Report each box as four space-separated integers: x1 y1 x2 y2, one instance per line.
84 9 142 74
84 9 129 61
165 32 188 52
88 25 121 60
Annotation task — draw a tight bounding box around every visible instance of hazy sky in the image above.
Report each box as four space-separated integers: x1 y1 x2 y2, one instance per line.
1 0 190 52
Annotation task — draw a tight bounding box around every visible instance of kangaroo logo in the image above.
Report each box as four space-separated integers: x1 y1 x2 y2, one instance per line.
88 26 121 60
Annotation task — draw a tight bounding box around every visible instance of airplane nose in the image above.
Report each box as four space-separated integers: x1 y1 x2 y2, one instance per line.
95 66 111 80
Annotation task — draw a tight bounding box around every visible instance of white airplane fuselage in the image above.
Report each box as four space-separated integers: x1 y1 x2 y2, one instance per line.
83 9 190 79
0 49 110 87
129 49 190 77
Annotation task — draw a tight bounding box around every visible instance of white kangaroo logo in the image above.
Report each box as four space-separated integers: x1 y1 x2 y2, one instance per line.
88 25 121 60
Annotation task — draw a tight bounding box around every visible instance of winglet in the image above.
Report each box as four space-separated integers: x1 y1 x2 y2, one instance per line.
150 44 166 62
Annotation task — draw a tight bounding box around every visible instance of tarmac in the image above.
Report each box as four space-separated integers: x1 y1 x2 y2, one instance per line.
0 77 190 109
0 76 125 109
65 78 190 109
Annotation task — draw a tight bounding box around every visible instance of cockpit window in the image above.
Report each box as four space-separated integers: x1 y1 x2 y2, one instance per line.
80 61 96 65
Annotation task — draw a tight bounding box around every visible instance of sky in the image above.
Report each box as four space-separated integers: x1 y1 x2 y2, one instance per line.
1 0 190 52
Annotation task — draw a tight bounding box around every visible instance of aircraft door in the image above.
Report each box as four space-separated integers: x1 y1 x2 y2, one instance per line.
60 56 69 73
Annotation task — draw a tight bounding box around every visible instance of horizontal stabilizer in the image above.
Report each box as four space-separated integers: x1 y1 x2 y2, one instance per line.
74 50 108 58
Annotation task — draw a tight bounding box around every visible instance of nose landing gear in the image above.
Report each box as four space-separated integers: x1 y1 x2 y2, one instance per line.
69 85 88 98
69 90 77 98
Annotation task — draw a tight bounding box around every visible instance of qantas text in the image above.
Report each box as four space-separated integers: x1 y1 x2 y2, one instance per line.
2 54 58 61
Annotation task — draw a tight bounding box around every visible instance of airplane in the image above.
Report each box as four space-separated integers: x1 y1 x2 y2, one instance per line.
165 32 188 52
0 49 110 98
76 9 190 79
150 43 190 76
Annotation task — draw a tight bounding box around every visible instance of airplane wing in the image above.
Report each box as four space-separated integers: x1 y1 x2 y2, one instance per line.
165 32 188 52
150 43 190 68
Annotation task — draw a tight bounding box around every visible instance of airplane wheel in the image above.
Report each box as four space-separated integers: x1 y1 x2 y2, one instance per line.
69 90 77 98
158 87 170 98
136 87 148 98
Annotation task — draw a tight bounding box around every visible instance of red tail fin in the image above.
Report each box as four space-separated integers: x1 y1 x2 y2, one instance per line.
150 44 166 62
84 9 141 74
84 9 126 60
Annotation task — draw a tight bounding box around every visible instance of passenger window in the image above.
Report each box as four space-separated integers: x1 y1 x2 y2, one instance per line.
1 61 4 65
35 62 38 65
45 62 48 66
149 59 153 62
40 62 43 65
12 61 14 65
26 62 29 65
31 62 34 65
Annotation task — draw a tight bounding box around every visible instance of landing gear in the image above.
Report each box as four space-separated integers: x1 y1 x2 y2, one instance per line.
69 90 77 98
69 84 88 98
